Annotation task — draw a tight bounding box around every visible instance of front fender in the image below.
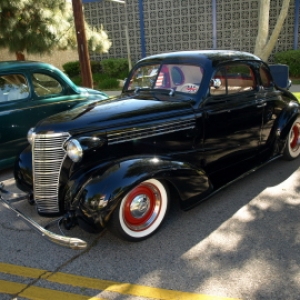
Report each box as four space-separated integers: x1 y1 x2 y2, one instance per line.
77 156 212 225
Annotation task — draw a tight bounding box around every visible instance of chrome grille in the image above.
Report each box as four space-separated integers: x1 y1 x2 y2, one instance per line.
33 132 70 214
107 119 195 145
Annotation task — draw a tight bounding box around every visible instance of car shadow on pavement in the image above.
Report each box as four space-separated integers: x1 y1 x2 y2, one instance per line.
83 158 300 300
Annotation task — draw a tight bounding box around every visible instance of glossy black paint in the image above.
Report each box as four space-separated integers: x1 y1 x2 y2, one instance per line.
14 50 300 234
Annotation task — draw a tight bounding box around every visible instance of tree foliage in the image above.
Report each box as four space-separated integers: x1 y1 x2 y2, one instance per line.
0 0 111 60
254 0 291 61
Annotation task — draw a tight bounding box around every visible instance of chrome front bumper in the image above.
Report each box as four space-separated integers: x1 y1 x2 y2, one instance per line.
0 183 87 250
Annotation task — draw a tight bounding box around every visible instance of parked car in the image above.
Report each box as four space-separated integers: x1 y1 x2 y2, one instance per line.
0 60 108 170
1 50 299 249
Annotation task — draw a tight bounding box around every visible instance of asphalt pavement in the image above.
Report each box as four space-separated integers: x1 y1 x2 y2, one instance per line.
289 84 300 93
1 151 300 300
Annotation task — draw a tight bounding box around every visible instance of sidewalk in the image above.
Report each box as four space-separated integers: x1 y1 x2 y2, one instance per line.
290 84 300 93
105 90 121 97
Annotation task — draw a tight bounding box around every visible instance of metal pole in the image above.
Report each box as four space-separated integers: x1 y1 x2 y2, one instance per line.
124 24 132 70
212 0 217 49
138 0 146 58
294 0 300 49
72 0 93 88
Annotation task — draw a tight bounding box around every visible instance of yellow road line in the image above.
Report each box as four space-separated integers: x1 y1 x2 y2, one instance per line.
0 262 240 300
0 279 103 300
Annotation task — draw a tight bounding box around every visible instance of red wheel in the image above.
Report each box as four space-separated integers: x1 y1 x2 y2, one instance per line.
109 179 169 241
283 117 300 160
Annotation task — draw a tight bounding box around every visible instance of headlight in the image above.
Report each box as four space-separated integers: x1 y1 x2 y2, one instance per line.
67 139 83 162
27 128 35 145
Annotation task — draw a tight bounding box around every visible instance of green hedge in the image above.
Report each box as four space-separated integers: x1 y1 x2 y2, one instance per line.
274 50 300 77
63 61 81 77
98 78 120 90
62 58 129 89
63 61 102 77
100 58 129 79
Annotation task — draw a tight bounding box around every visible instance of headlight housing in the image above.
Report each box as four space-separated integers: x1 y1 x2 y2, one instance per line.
27 128 35 145
67 139 83 162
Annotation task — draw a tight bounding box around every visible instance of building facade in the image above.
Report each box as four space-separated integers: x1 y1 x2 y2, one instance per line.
1 0 298 70
83 0 300 64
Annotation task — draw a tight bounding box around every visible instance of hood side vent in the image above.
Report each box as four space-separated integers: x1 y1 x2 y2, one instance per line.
107 118 195 145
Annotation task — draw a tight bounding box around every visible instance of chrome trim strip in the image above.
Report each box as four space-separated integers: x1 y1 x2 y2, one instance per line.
0 186 87 250
107 119 195 145
0 98 87 116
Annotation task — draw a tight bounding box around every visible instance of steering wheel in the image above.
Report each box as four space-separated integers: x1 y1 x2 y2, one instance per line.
179 83 199 93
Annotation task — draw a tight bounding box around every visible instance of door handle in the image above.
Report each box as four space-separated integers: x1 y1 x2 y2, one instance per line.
256 100 267 108
257 102 267 108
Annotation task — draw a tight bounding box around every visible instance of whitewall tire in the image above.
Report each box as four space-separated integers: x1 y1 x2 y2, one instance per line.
109 179 169 241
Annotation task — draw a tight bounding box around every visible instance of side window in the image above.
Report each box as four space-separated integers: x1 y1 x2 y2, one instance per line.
226 64 256 94
0 74 29 102
210 64 256 96
259 65 272 88
32 73 62 97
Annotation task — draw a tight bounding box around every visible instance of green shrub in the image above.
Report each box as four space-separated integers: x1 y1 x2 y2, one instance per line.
274 50 300 77
65 58 128 89
63 61 102 77
90 61 102 73
98 78 120 90
63 61 81 77
92 73 109 82
101 58 129 79
71 75 82 86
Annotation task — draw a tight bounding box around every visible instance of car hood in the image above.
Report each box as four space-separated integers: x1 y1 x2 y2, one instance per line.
34 96 194 135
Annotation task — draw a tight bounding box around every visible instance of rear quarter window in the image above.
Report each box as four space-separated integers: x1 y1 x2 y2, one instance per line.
0 74 29 102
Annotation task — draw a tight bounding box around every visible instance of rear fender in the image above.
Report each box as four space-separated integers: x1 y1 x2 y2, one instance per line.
77 156 212 223
277 103 300 142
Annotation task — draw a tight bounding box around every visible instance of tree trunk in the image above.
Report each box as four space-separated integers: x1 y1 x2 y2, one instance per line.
254 0 291 62
16 51 25 60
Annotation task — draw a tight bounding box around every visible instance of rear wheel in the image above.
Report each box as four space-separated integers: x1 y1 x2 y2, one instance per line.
283 117 300 160
109 179 169 241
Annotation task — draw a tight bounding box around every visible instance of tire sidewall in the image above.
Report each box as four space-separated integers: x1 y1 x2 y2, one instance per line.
117 179 169 241
283 116 300 160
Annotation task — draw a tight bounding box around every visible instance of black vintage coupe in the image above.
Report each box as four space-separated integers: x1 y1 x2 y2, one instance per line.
1 50 299 249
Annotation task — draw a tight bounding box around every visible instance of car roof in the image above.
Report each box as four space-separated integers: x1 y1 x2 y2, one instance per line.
137 50 262 65
0 60 61 72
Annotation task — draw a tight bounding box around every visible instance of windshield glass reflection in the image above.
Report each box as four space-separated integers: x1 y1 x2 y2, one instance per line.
126 63 203 95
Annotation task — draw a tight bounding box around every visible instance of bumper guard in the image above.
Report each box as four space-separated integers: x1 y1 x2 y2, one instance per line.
0 183 87 250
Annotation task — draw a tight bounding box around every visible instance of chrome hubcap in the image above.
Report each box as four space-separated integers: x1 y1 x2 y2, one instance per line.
130 194 150 219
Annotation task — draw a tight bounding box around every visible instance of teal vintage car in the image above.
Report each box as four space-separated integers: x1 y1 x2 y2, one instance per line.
0 60 108 170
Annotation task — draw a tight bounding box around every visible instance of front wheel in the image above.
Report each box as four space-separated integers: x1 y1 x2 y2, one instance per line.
109 179 169 241
283 117 300 160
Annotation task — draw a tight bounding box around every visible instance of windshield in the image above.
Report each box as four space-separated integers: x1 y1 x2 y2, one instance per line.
126 63 203 94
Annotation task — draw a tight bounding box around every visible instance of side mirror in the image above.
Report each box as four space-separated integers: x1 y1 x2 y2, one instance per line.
211 78 222 89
